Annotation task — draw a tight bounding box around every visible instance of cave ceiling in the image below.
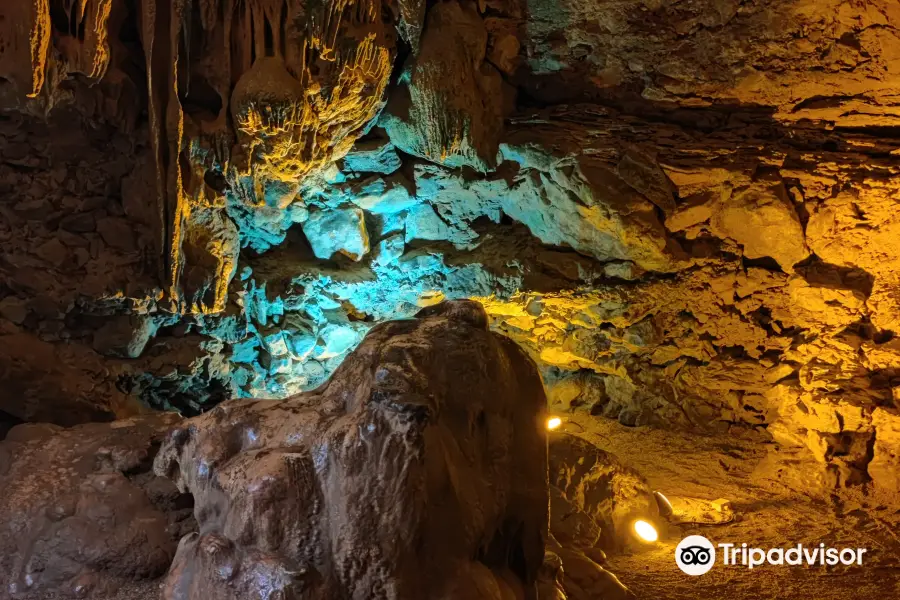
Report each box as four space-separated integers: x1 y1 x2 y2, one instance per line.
1 0 900 495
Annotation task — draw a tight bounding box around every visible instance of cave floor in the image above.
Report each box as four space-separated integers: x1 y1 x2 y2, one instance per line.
38 415 900 600
575 416 900 600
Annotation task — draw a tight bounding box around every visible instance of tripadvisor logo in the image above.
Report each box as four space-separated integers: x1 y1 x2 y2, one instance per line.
676 536 716 575
675 535 867 576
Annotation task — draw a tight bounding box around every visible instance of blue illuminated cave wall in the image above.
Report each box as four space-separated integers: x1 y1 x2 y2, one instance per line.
135 125 673 411
1 0 894 500
3 0 897 498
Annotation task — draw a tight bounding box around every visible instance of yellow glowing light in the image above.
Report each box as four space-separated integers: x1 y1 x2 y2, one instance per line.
633 520 659 543
547 417 562 430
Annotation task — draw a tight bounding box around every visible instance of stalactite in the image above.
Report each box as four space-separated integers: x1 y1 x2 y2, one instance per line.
28 0 51 96
140 0 171 297
56 0 114 80
164 0 188 310
197 0 219 31
0 0 396 314
0 0 51 97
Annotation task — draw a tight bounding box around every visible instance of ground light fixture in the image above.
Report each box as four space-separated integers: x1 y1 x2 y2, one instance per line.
633 519 659 543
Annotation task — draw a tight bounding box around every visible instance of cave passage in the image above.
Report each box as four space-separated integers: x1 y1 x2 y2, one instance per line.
2 0 900 598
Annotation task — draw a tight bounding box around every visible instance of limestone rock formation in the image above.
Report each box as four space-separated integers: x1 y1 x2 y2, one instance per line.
2 0 399 314
0 303 653 600
153 300 550 600
2 0 900 518
380 0 508 171
708 179 810 270
539 433 652 600
518 0 900 126
538 542 635 600
549 433 659 553
0 412 194 599
0 331 140 426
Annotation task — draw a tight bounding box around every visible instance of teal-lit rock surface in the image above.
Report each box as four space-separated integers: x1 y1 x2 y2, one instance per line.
129 112 690 409
5 0 900 524
302 207 370 261
340 137 403 175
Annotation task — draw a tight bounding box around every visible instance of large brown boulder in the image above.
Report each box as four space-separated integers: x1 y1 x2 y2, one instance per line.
0 413 195 599
154 299 549 600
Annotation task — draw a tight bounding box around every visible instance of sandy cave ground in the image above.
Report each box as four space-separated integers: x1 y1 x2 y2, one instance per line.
573 415 900 600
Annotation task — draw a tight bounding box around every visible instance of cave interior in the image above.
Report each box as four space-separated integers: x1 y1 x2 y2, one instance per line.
2 0 900 599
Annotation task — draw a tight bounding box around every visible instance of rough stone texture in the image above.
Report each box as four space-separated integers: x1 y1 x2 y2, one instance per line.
549 433 659 553
341 136 403 176
380 0 509 171
0 331 140 426
154 300 549 600
2 0 900 503
3 0 398 314
539 433 652 600
302 206 370 261
0 412 195 599
0 301 649 600
517 0 900 126
868 407 900 496
708 179 810 270
0 111 229 424
538 542 634 600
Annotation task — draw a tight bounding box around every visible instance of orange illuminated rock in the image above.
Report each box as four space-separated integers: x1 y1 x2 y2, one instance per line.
709 180 810 270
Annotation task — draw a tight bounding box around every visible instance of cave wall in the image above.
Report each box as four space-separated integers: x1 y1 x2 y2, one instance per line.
1 0 900 494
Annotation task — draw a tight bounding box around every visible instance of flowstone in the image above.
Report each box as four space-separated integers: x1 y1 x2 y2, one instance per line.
154 300 550 600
